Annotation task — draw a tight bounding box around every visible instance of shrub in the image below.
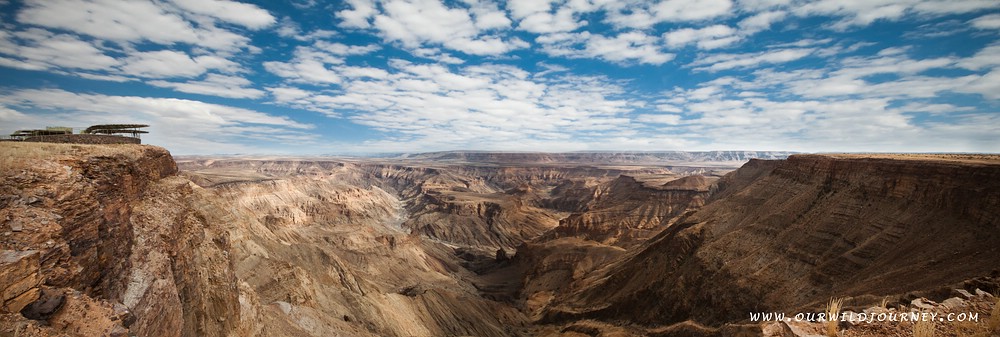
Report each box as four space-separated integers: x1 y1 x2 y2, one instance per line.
913 317 935 337
825 297 844 337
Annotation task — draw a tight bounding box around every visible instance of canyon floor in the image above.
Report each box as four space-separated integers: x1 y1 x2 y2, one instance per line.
1 143 998 337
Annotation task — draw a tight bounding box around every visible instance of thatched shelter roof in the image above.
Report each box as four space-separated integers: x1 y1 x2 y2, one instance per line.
83 124 149 137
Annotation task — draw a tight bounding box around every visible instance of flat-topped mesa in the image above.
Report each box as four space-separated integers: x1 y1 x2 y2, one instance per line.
776 154 1000 225
543 154 1000 328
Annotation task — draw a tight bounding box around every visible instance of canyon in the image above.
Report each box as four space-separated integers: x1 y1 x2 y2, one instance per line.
1 143 997 337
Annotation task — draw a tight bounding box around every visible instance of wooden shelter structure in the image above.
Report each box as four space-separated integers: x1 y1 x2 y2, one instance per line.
82 124 149 139
8 127 72 140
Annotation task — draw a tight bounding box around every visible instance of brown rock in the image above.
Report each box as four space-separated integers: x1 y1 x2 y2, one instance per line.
109 325 129 337
1 250 41 313
911 298 935 310
1 271 39 303
4 287 40 313
542 154 1000 328
20 288 66 320
760 321 795 337
953 289 975 299
0 250 39 288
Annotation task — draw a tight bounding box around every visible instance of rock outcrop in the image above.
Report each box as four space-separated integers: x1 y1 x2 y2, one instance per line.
1 143 255 336
542 174 714 247
543 154 1000 331
1 250 40 313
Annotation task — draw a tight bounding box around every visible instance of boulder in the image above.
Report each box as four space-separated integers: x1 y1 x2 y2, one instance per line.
952 289 975 299
941 297 966 309
910 298 935 310
1 250 41 313
20 288 66 320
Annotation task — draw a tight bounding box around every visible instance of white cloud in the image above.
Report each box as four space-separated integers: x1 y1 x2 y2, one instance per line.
290 0 317 9
0 28 119 71
690 48 813 71
957 69 1000 100
719 44 999 127
738 10 786 33
539 31 675 65
467 0 513 30
653 0 733 21
337 0 378 28
262 41 382 84
120 50 240 78
0 27 247 87
314 41 381 55
0 89 314 154
605 0 733 29
0 0 284 100
896 102 975 114
169 0 276 29
264 58 644 150
340 0 525 55
508 0 586 33
0 105 31 129
636 113 683 125
264 59 343 84
411 48 466 64
2 0 998 153
17 0 252 51
742 45 1000 102
792 0 1000 30
736 0 791 12
630 38 1000 153
664 25 740 50
654 82 971 151
276 17 338 41
267 86 314 103
148 74 266 99
970 14 1000 29
958 44 1000 70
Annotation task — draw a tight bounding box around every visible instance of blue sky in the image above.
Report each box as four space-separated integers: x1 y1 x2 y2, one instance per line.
0 0 998 154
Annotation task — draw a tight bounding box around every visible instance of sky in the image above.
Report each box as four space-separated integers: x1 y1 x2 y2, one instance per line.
0 0 998 155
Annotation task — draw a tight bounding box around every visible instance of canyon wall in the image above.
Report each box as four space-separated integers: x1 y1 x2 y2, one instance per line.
543 155 1000 330
1 143 244 336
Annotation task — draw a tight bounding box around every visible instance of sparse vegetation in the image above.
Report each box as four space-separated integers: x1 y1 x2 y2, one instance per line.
989 295 1000 333
825 297 844 337
954 320 990 337
913 316 935 337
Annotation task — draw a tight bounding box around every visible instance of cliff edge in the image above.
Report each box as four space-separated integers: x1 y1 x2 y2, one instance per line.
544 154 1000 331
0 142 247 337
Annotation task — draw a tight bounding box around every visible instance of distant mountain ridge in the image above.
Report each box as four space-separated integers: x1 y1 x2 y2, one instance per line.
397 150 795 165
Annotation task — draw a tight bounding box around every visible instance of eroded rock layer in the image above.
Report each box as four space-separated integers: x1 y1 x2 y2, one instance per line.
543 155 1000 332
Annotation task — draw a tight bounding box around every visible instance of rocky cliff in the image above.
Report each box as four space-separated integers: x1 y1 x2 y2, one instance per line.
542 174 713 247
0 143 244 336
542 154 1000 332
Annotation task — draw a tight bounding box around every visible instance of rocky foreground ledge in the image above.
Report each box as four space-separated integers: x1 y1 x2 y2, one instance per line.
0 143 234 337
